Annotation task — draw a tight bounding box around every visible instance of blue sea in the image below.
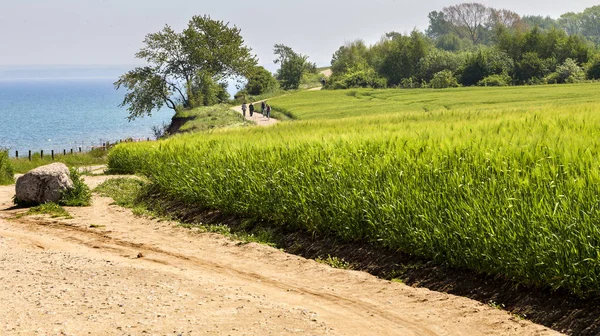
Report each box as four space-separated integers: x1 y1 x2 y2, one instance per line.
0 77 173 156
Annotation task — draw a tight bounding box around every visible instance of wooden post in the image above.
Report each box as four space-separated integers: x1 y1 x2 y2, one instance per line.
28 150 31 161
51 150 54 160
15 151 18 159
41 150 43 159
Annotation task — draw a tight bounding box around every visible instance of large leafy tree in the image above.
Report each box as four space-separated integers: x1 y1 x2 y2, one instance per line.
273 44 316 90
115 15 256 120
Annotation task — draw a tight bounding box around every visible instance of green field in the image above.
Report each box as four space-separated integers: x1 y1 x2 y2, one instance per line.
109 83 600 297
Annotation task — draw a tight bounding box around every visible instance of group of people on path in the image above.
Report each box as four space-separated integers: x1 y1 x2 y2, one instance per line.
241 101 271 120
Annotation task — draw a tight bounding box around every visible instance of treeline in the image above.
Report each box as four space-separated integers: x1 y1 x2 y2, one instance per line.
327 3 600 89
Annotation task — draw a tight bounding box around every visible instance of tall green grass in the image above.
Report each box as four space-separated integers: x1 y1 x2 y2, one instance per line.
110 83 600 297
0 150 14 185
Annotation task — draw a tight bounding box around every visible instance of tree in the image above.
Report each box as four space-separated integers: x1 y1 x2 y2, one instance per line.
370 31 430 86
115 15 256 120
244 66 278 95
558 12 582 36
273 44 315 90
522 15 557 31
443 3 492 44
330 40 369 75
426 11 451 39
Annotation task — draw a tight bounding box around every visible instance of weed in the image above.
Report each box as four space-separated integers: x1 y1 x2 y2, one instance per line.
23 203 72 219
316 255 352 269
60 168 91 206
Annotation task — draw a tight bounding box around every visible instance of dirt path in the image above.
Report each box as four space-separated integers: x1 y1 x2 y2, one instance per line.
232 101 278 127
0 176 560 335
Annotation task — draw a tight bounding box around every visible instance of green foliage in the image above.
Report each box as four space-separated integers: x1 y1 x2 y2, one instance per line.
109 84 600 297
330 40 369 74
328 62 387 89
0 150 14 185
190 72 230 107
418 49 466 82
115 15 256 120
546 58 585 84
24 203 72 219
429 70 459 88
273 44 316 90
515 52 554 84
370 30 431 87
586 56 600 79
95 178 147 210
458 48 514 86
316 255 352 269
10 150 108 174
477 73 511 86
60 168 91 206
244 66 278 96
174 104 251 133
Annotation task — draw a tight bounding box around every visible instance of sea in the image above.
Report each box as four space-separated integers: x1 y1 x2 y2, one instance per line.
0 70 174 157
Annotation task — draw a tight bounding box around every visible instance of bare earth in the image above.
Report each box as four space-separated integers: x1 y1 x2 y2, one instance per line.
0 175 561 335
232 102 278 127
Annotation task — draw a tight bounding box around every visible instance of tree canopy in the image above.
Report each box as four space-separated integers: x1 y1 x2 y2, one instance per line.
273 44 316 90
115 15 256 120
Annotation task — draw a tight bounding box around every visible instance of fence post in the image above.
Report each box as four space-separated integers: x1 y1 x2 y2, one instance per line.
15 151 18 159
51 150 54 160
28 150 31 161
41 150 43 159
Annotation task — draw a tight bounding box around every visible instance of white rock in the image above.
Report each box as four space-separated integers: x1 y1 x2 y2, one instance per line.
15 163 73 204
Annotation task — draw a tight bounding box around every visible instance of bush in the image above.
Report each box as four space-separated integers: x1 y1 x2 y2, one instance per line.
477 74 511 86
245 66 278 95
586 56 600 80
418 49 466 83
516 53 555 84
328 62 387 89
546 58 585 84
60 168 91 206
429 70 459 89
0 150 14 185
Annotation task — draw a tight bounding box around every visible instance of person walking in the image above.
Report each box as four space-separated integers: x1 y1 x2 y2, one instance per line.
266 104 271 120
261 101 266 115
249 102 254 117
241 103 247 117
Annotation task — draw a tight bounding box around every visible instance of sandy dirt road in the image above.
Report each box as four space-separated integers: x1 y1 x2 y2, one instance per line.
231 102 278 127
0 175 560 335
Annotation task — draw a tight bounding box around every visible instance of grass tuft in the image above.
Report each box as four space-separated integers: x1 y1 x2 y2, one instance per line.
24 203 72 219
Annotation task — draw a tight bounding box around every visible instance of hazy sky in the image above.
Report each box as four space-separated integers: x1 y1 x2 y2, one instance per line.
1 0 597 70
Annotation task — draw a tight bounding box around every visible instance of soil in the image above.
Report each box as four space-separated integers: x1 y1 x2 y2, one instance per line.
0 175 560 335
232 101 278 127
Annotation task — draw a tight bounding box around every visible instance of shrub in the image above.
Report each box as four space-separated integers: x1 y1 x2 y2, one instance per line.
516 53 555 84
245 66 278 95
60 168 92 206
586 56 600 80
429 70 459 89
0 150 14 185
328 62 387 89
546 58 585 84
418 49 466 83
477 74 511 86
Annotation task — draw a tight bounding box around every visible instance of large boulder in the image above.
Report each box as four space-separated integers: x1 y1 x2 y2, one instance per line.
15 163 73 204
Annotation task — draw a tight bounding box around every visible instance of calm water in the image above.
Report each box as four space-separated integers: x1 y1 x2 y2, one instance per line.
0 78 173 156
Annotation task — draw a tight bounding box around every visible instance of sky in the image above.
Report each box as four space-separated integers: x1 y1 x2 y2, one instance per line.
0 0 598 71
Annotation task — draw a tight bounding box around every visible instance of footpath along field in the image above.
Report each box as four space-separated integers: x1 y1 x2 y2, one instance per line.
109 83 600 297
